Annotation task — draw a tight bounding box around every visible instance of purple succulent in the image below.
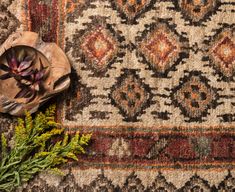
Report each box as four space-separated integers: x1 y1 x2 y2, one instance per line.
15 59 48 102
0 48 35 80
0 47 48 103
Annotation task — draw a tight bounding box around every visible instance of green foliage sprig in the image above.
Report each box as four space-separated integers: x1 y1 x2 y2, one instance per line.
0 105 91 192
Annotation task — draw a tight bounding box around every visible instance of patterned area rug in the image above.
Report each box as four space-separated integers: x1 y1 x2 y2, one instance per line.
1 0 235 191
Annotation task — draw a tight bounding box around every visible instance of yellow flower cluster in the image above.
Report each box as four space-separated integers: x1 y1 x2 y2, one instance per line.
0 105 91 192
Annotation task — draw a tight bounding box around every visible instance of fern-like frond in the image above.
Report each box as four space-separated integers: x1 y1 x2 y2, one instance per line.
0 105 91 192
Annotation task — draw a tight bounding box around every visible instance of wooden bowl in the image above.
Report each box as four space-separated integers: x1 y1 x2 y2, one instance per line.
0 32 71 116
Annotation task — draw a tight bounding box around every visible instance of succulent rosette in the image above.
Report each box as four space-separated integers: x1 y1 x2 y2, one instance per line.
15 59 49 102
0 48 35 81
0 47 49 103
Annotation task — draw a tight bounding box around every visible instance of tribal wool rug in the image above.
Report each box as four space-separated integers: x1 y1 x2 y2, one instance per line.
1 0 235 191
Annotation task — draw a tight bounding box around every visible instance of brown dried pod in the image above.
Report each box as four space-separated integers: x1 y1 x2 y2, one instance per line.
0 31 71 116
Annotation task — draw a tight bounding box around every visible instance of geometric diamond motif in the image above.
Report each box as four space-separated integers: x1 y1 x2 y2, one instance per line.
110 69 153 122
81 25 119 75
213 37 235 65
110 0 157 24
137 20 189 76
173 0 221 25
66 17 125 77
171 71 219 122
144 32 177 67
209 29 235 79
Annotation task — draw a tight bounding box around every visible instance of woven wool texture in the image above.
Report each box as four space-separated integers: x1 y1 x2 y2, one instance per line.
1 0 235 191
